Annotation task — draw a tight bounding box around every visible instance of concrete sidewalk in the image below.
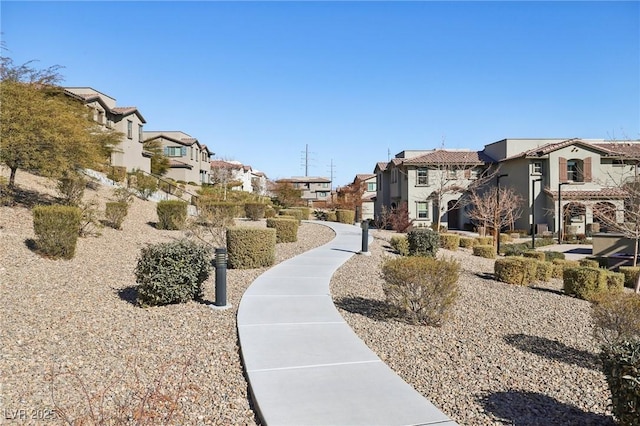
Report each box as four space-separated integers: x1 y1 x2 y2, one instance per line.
237 221 458 426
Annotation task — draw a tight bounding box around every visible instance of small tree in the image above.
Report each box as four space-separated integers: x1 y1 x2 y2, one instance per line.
467 186 524 246
390 202 413 233
272 181 303 208
143 139 170 176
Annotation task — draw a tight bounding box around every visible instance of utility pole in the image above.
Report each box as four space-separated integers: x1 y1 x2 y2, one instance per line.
300 144 315 177
328 159 336 190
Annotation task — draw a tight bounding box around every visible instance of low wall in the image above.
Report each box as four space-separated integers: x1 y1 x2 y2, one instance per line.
592 233 637 257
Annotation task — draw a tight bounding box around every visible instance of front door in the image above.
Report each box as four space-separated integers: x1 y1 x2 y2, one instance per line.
447 200 460 230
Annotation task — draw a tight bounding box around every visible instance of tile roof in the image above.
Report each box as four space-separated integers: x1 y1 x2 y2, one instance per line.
355 173 375 181
210 160 242 170
111 107 138 115
544 187 628 200
595 142 640 158
403 150 490 165
502 138 626 161
168 159 192 169
376 162 388 171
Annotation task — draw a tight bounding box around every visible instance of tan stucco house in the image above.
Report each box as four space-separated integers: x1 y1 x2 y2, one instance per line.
64 87 151 173
277 176 332 207
143 131 213 184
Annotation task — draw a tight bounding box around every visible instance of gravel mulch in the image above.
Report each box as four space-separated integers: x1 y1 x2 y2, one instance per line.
330 232 616 426
1 170 334 425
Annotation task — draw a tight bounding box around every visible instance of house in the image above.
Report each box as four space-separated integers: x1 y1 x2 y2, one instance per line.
64 87 151 173
209 160 269 195
375 149 491 229
337 174 377 221
489 138 640 236
142 131 213 184
277 176 332 207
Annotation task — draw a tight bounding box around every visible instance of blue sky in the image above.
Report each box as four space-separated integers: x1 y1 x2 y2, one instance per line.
2 1 638 187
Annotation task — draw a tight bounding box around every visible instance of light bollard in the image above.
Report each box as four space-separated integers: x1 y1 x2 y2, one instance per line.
210 247 232 310
359 221 371 256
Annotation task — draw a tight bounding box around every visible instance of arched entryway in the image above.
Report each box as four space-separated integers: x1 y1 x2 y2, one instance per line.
563 202 586 237
593 201 616 232
447 200 461 230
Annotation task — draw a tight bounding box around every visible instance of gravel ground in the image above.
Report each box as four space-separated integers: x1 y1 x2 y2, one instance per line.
1 170 334 425
330 232 616 426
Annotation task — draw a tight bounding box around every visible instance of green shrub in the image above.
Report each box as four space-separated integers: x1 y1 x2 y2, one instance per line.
494 257 538 285
502 242 530 257
592 292 640 345
552 259 580 278
536 261 554 282
563 267 608 301
459 237 476 248
290 206 311 220
475 236 493 246
32 205 82 260
266 218 299 243
499 233 513 243
135 239 211 307
381 256 460 326
599 340 640 426
280 208 304 221
523 250 545 261
439 233 460 251
264 206 277 218
390 235 409 256
227 227 276 269
544 251 566 262
579 258 600 268
473 245 496 259
105 202 128 230
133 172 158 200
336 209 355 224
156 200 188 230
326 211 337 222
605 272 626 294
407 228 439 257
619 266 640 289
535 238 556 247
107 166 127 183
57 172 86 206
244 203 266 221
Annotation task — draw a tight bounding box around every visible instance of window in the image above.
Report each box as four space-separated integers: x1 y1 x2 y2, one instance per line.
533 161 542 174
127 120 132 139
138 124 143 142
321 182 329 188
391 168 398 183
367 182 377 192
417 202 429 219
97 110 104 124
317 191 328 197
417 168 428 185
447 169 457 179
191 147 194 160
567 159 581 182
164 146 186 157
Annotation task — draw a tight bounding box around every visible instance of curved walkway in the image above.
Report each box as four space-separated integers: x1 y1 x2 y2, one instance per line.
237 221 458 426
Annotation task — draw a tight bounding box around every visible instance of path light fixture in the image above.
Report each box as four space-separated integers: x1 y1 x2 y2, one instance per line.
531 178 542 249
496 174 508 255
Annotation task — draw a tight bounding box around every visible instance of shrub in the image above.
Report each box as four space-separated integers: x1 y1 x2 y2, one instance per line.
33 205 82 259
135 240 211 306
112 187 134 205
552 259 580 278
523 250 545 261
156 200 188 230
473 245 496 259
592 292 640 346
502 243 530 257
266 218 299 243
579 258 600 268
279 208 304 223
227 227 276 269
599 340 640 426
407 228 439 257
536 261 554 282
499 233 513 243
459 237 476 248
563 267 608 301
336 209 355 224
326 211 337 222
107 166 127 183
390 235 409 256
290 206 311 220
244 203 266 221
105 202 128 230
619 266 640 289
57 172 86 206
390 202 413 233
544 251 566 262
133 172 158 200
381 256 460 326
494 257 538 285
314 209 328 221
605 272 626 294
198 200 237 226
264 206 277 218
439 233 460 251
475 236 493 246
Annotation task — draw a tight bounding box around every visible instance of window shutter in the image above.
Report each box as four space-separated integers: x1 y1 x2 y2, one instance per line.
584 157 592 182
559 157 568 182
464 168 471 179
181 147 187 156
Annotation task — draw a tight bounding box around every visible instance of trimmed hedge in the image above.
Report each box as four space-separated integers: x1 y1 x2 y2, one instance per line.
407 228 439 257
134 239 211 306
499 233 513 243
475 236 493 246
473 245 496 259
326 211 337 222
552 259 580 278
563 267 608 301
290 206 311 220
33 205 82 260
605 272 625 293
579 258 600 268
105 201 128 230
459 237 476 248
227 227 276 269
244 203 267 221
266 217 299 243
279 208 304 223
390 235 409 256
536 260 554 282
439 233 460 251
544 251 566 262
494 257 538 285
592 292 640 345
523 251 545 261
336 209 355 224
600 340 640 426
157 200 188 230
619 266 640 289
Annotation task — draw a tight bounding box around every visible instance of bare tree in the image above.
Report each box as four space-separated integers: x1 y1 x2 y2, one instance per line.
593 178 640 293
467 186 524 245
